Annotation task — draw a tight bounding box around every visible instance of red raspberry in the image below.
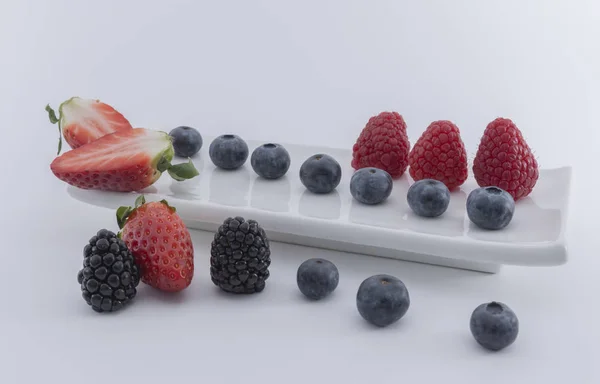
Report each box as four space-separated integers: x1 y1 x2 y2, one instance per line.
408 120 468 190
473 117 539 201
351 112 410 178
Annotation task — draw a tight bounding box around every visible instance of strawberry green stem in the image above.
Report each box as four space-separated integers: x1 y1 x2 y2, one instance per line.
116 195 146 230
116 205 133 230
167 159 200 181
157 157 199 181
116 195 176 231
134 195 146 208
45 104 63 155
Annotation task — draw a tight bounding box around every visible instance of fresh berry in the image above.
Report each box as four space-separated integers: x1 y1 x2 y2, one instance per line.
209 134 249 170
351 112 411 178
407 179 451 218
210 217 271 294
472 117 539 201
45 97 133 155
408 120 468 190
296 258 339 300
299 154 342 194
467 186 515 230
350 167 393 205
78 229 140 312
356 274 410 327
250 143 291 179
117 196 194 292
169 126 203 157
470 301 519 351
50 128 199 192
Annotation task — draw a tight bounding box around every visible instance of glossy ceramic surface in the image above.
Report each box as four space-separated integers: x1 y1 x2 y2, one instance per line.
68 136 572 274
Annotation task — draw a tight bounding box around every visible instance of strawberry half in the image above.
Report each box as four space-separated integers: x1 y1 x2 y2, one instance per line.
46 97 133 154
117 196 194 292
50 128 199 192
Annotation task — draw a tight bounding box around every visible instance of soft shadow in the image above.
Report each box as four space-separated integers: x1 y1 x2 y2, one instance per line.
402 188 467 238
212 286 268 302
298 189 342 220
466 196 562 243
347 174 410 228
269 240 489 296
250 175 292 212
67 186 142 210
209 166 251 207
137 284 190 305
348 196 403 229
168 172 204 200
462 333 516 355
293 289 340 305
350 307 413 332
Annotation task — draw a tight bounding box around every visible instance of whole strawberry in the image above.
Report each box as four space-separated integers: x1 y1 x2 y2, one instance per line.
351 112 410 178
473 118 539 201
408 120 468 190
117 196 194 292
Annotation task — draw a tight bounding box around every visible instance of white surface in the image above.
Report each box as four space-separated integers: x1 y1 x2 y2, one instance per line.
68 136 572 273
2 1 599 383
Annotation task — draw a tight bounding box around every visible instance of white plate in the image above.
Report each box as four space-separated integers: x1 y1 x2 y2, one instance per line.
67 136 572 274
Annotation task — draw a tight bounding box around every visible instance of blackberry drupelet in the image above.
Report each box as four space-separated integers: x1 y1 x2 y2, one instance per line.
78 228 141 313
210 217 271 294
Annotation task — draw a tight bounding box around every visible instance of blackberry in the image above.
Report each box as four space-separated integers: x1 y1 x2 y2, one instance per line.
78 229 140 313
210 217 271 294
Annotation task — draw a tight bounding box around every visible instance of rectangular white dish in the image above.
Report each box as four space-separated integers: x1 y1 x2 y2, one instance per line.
67 136 572 274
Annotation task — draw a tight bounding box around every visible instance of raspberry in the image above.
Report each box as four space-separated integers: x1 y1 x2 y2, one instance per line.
408 120 468 190
351 112 410 178
472 117 539 201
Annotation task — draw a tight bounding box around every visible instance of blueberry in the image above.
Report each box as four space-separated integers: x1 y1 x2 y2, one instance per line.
299 154 342 194
470 301 519 351
356 274 410 327
407 179 450 217
350 167 393 205
169 126 203 157
466 186 515 230
296 258 339 300
250 143 291 179
209 134 249 170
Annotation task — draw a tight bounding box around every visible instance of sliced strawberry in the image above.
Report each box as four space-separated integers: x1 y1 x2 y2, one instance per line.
46 97 133 154
50 128 199 192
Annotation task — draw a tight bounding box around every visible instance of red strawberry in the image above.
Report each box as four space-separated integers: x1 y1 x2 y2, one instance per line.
473 117 539 201
351 111 411 178
50 128 199 192
46 97 133 154
408 120 468 190
117 196 194 292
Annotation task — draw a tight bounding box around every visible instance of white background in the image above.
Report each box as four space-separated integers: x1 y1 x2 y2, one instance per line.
1 1 599 383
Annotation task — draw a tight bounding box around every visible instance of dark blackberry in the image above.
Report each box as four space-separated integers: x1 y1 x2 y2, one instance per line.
210 217 271 294
77 228 140 313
